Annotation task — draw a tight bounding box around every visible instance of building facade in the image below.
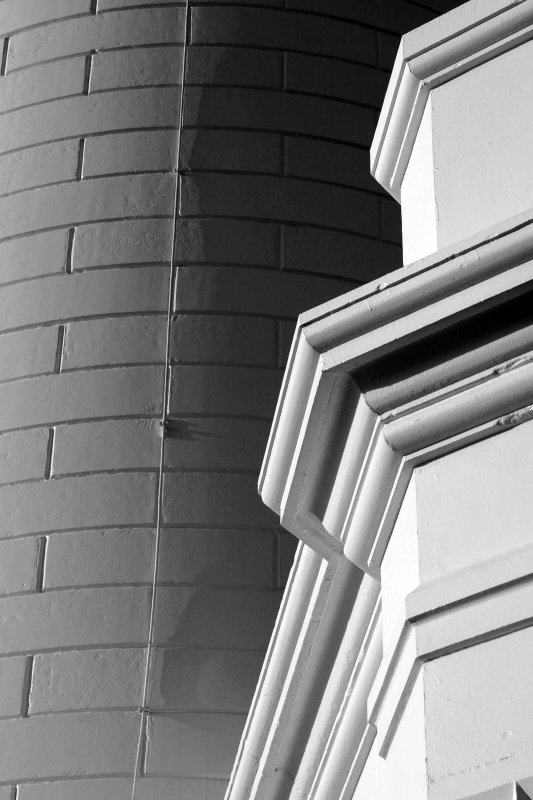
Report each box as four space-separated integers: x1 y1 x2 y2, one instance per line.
0 1 456 798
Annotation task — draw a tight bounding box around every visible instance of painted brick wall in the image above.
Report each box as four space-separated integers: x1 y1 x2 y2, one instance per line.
0 0 457 797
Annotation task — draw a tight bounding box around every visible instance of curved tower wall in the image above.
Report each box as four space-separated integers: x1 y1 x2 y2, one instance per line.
0 1 452 797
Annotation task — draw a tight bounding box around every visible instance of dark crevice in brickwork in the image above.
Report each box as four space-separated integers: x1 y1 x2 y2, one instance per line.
1 38 9 76
20 656 34 717
45 428 56 478
76 139 86 181
35 538 47 593
65 228 75 274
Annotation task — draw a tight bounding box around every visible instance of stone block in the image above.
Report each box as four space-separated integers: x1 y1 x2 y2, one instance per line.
0 89 180 154
175 218 280 268
52 419 160 474
0 472 157 537
175 266 353 318
145 712 246 777
0 538 40 594
0 712 138 782
91 45 183 92
147 647 264 712
44 528 155 588
285 0 434 33
0 326 58 382
180 174 379 237
184 86 374 146
163 418 270 472
0 367 163 432
29 648 145 713
0 656 27 716
186 46 282 88
0 174 174 241
180 129 282 175
0 57 85 115
169 365 281 418
83 130 177 177
0 428 49 484
285 136 384 192
0 140 79 197
157 528 275 587
73 218 173 269
0 268 167 333
0 587 150 653
9 8 184 70
154 585 280 650
0 229 69 286
171 315 277 366
62 316 165 369
286 53 388 107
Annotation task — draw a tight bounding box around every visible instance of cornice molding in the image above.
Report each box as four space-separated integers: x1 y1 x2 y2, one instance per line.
370 0 533 200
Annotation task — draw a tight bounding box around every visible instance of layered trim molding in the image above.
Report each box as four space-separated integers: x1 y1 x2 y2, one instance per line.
226 214 533 800
370 0 533 200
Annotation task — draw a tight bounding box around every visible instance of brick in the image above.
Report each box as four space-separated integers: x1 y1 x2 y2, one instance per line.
285 137 383 192
0 140 79 197
180 173 379 237
175 266 354 318
175 218 280 268
44 528 155 588
9 8 184 70
0 429 49 484
162 472 278 528
0 587 149 653
0 656 27 717
180 129 282 175
83 130 177 177
286 52 389 107
148 647 263 711
164 417 270 472
145 712 245 778
184 86 374 146
279 320 296 368
0 268 168 334
73 219 173 268
381 196 403 243
171 315 277 366
0 538 40 594
0 473 156 538
63 316 165 369
0 89 180 155
157 528 275 586
191 7 375 64
0 326 58 381
53 419 160 474
0 0 91 38
0 174 174 242
283 226 402 281
0 229 69 286
29 648 144 713
154 585 279 649
91 45 183 92
0 712 138 782
186 46 282 88
19 777 228 800
169 365 281 418
0 367 163 433
0 57 85 115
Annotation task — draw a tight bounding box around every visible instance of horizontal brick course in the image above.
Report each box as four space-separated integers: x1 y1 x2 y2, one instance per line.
73 218 174 269
157 528 275 587
186 45 282 88
9 8 184 70
284 137 380 192
91 45 183 92
83 130 177 177
0 326 58 382
171 315 277 366
162 472 278 528
0 0 91 39
0 140 79 198
44 529 155 588
163 417 270 472
63 316 165 370
0 229 69 286
30 648 145 713
148 647 263 712
180 129 283 175
0 655 27 716
0 472 156 537
0 538 40 594
52 419 160 475
0 587 150 654
175 218 280 268
286 52 389 107
0 57 86 115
